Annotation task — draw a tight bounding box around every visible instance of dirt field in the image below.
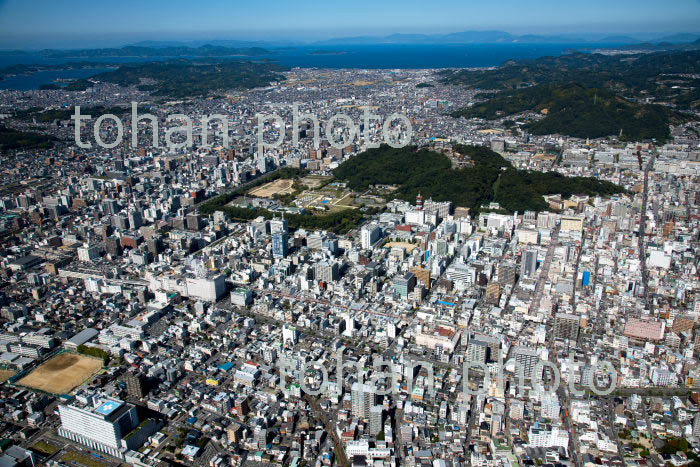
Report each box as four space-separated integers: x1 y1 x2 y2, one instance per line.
248 179 295 198
0 369 15 383
18 353 103 394
385 241 418 252
300 175 331 189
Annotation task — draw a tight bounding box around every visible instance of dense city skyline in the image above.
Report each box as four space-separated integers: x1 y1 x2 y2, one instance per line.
2 2 700 467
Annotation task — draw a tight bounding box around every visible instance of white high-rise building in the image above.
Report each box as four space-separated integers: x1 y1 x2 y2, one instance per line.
361 224 382 249
351 382 375 419
58 397 139 459
282 324 299 346
77 244 101 263
527 423 569 448
344 314 355 337
270 218 288 235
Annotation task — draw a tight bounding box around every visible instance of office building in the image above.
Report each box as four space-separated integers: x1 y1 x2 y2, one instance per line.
521 249 538 279
270 218 288 234
361 224 382 249
272 232 288 258
393 272 416 299
307 232 324 250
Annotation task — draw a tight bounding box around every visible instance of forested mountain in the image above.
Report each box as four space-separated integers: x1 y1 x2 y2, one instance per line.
334 144 624 212
451 83 687 141
439 50 700 111
95 60 288 98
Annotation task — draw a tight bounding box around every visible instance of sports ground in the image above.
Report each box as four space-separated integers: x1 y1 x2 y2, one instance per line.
18 353 103 394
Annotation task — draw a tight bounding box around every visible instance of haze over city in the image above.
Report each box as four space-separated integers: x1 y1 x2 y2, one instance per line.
1 0 700 48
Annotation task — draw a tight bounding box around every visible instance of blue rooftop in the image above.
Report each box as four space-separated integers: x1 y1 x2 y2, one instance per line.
95 400 122 416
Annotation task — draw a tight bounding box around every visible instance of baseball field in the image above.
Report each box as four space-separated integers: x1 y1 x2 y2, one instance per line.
18 353 103 394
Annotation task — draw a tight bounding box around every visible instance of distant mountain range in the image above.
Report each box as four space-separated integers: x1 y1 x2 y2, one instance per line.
3 31 700 55
44 45 269 58
126 31 700 48
606 38 700 52
0 44 270 57
311 30 700 46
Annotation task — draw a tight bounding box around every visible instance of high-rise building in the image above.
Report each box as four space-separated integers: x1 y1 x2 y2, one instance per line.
409 266 431 287
464 333 500 363
112 214 129 230
369 405 384 435
272 232 288 258
128 211 143 230
78 244 101 263
186 213 201 231
282 324 298 346
361 224 382 249
270 218 288 235
512 346 540 379
393 272 416 299
423 198 451 218
322 238 339 255
497 263 517 285
553 313 580 341
466 338 488 363
521 249 538 279
146 237 163 255
343 314 355 337
125 372 148 398
314 261 339 283
671 314 696 334
351 383 376 419
105 237 122 257
307 232 324 250
693 414 700 437
58 397 140 459
485 282 501 304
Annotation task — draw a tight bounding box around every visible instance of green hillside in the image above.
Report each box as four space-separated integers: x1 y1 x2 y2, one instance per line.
334 144 624 213
438 50 700 111
451 83 686 141
0 126 56 151
95 60 287 98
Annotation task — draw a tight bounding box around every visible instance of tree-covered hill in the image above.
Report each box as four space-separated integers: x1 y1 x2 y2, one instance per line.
334 144 624 213
94 60 288 98
450 83 687 141
494 168 623 212
0 126 56 151
41 45 269 59
438 49 700 110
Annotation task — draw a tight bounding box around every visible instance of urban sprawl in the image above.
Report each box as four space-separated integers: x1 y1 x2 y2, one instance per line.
1 67 700 467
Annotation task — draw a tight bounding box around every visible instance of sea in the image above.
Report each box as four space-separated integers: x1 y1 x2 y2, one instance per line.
0 43 609 91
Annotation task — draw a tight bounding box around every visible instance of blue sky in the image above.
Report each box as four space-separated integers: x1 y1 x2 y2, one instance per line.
0 0 699 48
